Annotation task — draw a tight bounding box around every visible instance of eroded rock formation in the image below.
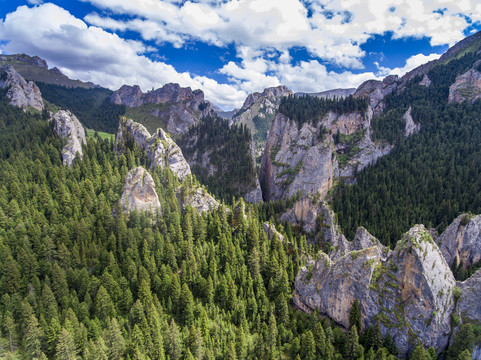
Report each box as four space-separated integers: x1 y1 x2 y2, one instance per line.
52 110 86 166
120 167 161 214
448 64 481 103
115 118 191 180
0 65 43 111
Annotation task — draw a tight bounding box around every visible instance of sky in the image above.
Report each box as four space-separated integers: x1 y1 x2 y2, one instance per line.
0 1 480 110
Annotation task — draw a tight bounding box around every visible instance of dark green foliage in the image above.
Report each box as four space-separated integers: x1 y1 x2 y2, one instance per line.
178 116 256 202
333 52 481 245
37 83 125 133
446 324 475 360
279 94 369 127
349 299 362 332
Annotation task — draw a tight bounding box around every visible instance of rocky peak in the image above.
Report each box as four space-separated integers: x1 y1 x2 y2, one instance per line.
353 75 400 115
437 213 481 268
0 64 44 111
294 223 456 356
52 110 87 166
109 83 213 134
120 167 161 214
0 54 48 69
241 85 292 110
115 118 191 180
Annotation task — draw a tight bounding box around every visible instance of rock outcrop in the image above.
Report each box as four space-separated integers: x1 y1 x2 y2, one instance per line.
52 110 87 166
0 65 44 111
262 222 285 243
456 269 481 329
231 86 293 156
176 186 219 214
294 224 456 356
437 214 481 268
109 83 214 134
295 88 356 99
419 74 432 87
120 167 161 214
403 106 421 138
353 75 400 115
448 65 481 103
115 118 191 180
260 107 391 202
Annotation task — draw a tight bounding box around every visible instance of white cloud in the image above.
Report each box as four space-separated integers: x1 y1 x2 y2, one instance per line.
376 52 442 77
27 0 43 4
0 3 246 109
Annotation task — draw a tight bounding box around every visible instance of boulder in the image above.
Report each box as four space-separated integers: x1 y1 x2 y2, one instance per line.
120 167 161 214
0 65 43 111
52 110 86 166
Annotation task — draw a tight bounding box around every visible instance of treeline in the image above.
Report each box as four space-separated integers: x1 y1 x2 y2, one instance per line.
36 83 125 133
279 94 369 127
178 116 257 202
333 51 481 246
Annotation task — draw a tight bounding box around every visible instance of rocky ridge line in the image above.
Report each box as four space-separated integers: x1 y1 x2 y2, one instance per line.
0 64 44 111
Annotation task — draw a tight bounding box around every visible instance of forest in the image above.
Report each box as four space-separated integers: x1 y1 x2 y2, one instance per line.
332 52 481 247
2 86 476 359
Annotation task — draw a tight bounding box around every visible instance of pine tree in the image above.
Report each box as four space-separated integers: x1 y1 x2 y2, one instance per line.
55 328 77 360
345 325 363 360
168 319 182 360
23 314 43 359
349 299 362 332
106 318 125 360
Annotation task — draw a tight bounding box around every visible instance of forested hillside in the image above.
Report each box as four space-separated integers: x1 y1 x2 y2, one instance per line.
37 83 126 133
332 52 481 245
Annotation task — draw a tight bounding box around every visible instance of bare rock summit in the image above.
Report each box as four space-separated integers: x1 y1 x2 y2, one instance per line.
52 110 87 166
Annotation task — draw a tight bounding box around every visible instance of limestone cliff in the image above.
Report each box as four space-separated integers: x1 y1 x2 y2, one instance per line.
456 269 481 326
437 213 481 268
120 167 161 214
294 224 456 356
231 86 293 156
260 107 391 202
0 65 44 111
52 110 87 166
448 63 481 103
115 118 191 180
109 83 214 134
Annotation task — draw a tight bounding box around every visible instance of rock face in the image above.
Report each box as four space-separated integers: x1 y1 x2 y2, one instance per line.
0 65 44 111
116 118 191 180
262 222 285 243
231 86 293 156
52 110 87 166
403 106 421 138
260 107 391 202
419 74 432 87
456 269 481 330
109 83 214 134
448 66 481 103
437 214 481 268
294 224 456 356
120 167 161 214
177 186 219 214
353 75 400 115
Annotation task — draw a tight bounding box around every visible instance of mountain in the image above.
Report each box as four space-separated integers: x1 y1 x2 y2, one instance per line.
295 88 356 99
230 85 293 158
0 53 96 88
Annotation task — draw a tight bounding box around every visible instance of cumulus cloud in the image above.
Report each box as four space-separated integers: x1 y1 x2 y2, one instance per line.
376 52 442 77
0 3 246 109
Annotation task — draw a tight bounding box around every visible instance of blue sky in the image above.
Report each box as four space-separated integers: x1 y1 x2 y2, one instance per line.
0 0 480 109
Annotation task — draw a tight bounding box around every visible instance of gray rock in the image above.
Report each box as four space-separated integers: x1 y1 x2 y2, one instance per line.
109 83 214 134
403 106 421 138
456 269 481 326
353 75 399 115
448 65 481 103
262 222 285 243
116 118 191 180
120 167 161 214
177 186 219 214
294 224 456 356
437 214 481 268
260 107 391 202
52 110 86 166
0 65 44 111
419 74 432 87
